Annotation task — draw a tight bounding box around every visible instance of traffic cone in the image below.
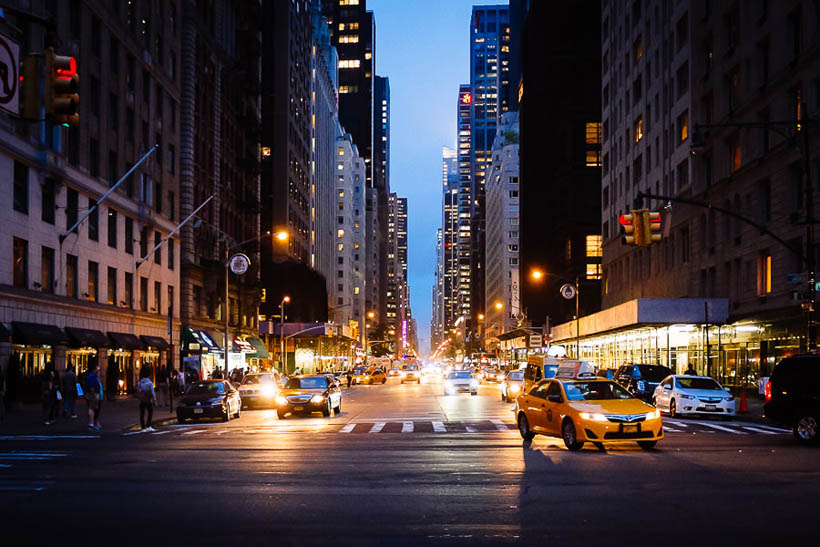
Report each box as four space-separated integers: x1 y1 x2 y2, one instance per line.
739 390 748 413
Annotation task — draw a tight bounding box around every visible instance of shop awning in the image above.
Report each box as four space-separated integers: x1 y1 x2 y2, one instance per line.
0 323 11 343
246 337 270 359
66 327 110 348
183 328 222 352
205 331 226 352
12 322 69 346
107 332 145 350
232 338 254 353
140 335 169 350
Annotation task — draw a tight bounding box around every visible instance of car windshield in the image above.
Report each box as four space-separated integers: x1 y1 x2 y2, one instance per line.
285 377 327 390
675 377 722 390
402 365 418 371
564 381 634 401
188 382 225 395
636 365 673 382
241 374 274 385
448 371 472 379
507 371 524 381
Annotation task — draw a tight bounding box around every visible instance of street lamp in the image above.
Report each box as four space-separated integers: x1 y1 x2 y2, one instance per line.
280 295 290 373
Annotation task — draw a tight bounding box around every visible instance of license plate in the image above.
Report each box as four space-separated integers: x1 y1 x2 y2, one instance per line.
193 408 203 414
705 404 717 410
293 406 304 411
622 424 638 433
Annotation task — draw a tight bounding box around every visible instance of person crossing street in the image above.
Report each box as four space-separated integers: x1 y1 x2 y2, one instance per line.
137 369 157 431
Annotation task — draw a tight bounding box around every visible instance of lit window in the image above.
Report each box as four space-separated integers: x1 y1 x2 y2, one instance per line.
261 146 271 157
678 110 689 142
338 190 344 197
354 287 360 295
585 150 602 167
337 243 344 251
586 263 602 280
339 35 359 44
634 37 643 62
337 229 344 238
634 117 643 142
585 122 601 144
349 22 359 30
339 59 361 69
757 252 772 295
338 146 344 156
586 235 602 257
339 0 359 5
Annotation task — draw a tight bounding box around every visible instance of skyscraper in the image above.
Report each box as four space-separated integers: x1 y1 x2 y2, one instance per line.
456 85 474 329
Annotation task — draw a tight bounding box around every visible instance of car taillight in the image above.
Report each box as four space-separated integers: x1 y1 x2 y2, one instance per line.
764 380 772 402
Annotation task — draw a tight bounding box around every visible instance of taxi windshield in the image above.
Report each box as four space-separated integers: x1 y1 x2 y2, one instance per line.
402 364 419 370
564 381 633 401
352 368 366 375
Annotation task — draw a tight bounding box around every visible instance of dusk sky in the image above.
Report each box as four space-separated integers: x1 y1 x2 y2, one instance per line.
368 0 502 355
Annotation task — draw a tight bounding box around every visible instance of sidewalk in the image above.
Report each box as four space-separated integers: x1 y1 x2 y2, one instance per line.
0 396 179 436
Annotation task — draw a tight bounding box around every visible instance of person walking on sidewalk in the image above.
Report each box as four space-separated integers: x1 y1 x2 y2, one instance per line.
85 364 102 431
41 369 56 425
137 369 157 431
62 366 78 418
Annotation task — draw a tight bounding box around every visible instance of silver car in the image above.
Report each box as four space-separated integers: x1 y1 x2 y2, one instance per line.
443 370 478 396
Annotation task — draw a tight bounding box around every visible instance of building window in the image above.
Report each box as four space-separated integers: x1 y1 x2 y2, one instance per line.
107 267 117 305
66 188 78 230
140 276 149 312
41 246 54 294
13 161 28 214
125 217 133 254
168 145 175 174
634 117 643 142
677 110 689 143
124 272 133 308
168 239 175 270
337 229 344 238
586 263 602 280
12 237 27 288
154 232 162 264
66 254 78 298
167 285 174 315
154 281 162 313
757 252 772 295
88 198 99 241
729 133 742 172
586 235 603 257
585 122 602 144
88 261 98 302
140 227 149 258
41 178 56 224
107 209 118 248
586 150 602 167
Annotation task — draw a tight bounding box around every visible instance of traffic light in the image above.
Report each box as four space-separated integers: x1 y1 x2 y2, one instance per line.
647 211 662 244
619 212 637 245
44 48 79 127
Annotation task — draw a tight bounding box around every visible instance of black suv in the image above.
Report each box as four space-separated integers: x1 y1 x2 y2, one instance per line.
764 354 820 445
614 364 673 402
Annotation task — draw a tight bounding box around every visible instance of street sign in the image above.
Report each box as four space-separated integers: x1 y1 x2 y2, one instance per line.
528 334 543 348
229 253 251 275
559 283 577 300
0 33 20 115
787 273 807 284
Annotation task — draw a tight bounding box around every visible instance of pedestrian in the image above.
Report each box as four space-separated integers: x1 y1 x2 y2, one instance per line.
178 367 188 394
346 370 352 388
40 368 56 425
62 365 78 418
137 368 157 431
85 364 102 431
684 364 697 375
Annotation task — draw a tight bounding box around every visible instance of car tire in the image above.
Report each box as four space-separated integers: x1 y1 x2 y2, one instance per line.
322 399 332 417
335 399 342 414
518 413 535 441
562 419 584 451
277 409 287 420
177 417 186 424
234 405 241 419
222 403 230 422
793 414 819 445
638 440 658 449
382 378 386 384
669 399 677 418
417 379 421 384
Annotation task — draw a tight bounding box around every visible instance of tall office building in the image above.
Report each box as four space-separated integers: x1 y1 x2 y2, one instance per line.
373 76 391 323
435 146 459 346
468 5 510 334
456 85 474 329
432 228 444 346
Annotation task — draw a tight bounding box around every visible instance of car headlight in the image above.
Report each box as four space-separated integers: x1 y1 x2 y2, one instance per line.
400 371 407 377
275 396 288 406
645 409 661 420
261 385 277 397
509 384 521 392
725 396 734 401
580 412 608 422
469 379 478 388
681 394 695 400
310 394 325 404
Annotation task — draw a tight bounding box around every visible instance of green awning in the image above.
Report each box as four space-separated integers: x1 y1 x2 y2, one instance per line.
246 337 270 359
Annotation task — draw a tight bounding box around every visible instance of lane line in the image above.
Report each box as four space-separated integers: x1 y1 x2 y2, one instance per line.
693 421 746 434
0 452 67 457
339 423 356 433
151 430 171 435
432 421 446 433
122 430 149 436
664 420 689 428
368 422 386 434
741 423 791 433
215 430 230 436
401 421 414 433
741 426 780 435
490 419 509 431
181 429 207 436
663 427 683 433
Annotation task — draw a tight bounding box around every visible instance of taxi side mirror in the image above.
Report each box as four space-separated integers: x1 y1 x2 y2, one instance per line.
548 394 563 403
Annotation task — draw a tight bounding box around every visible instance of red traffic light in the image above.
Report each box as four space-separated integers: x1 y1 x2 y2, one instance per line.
619 214 633 226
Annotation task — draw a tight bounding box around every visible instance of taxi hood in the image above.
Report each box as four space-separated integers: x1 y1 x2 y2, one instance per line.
568 398 654 415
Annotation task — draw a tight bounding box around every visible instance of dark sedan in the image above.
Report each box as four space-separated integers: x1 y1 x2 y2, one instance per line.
275 375 342 419
177 380 242 423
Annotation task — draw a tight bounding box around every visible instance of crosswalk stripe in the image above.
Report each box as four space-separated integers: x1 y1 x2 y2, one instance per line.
490 419 509 431
181 429 207 436
741 426 780 435
369 422 386 433
401 421 414 433
152 430 171 435
432 421 446 433
663 427 683 433
339 423 356 433
745 423 791 433
465 426 477 433
665 420 689 428
693 421 746 434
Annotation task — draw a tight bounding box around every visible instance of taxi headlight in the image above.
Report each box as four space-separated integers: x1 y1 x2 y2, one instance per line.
645 410 661 420
509 384 521 392
400 371 407 377
310 394 325 404
579 412 608 422
261 385 277 398
275 396 288 406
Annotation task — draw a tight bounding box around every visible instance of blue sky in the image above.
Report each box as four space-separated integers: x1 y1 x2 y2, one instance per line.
368 0 502 355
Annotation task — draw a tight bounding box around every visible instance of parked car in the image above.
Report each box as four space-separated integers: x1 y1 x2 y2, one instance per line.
764 354 820 445
177 380 242 423
614 364 673 402
652 375 735 418
443 370 478 396
275 375 342 419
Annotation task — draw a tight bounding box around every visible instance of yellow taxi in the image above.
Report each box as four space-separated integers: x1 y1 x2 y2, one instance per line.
514 366 663 450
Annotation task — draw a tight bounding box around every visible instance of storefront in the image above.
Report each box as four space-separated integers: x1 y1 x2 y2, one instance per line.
107 332 145 392
65 327 109 374
182 328 222 379
245 337 270 371
10 322 67 377
140 335 170 382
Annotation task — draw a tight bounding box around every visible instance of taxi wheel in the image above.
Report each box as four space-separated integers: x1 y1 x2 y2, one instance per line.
669 399 678 418
517 414 535 441
638 440 657 449
562 419 584 451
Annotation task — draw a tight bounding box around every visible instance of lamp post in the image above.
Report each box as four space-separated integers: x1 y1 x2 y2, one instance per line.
530 269 582 359
280 295 290 373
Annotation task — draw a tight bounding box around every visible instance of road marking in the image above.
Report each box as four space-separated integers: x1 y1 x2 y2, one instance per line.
743 423 790 433
663 427 683 433
432 421 446 433
0 481 55 492
122 429 150 436
339 423 356 433
0 453 67 460
215 430 230 436
401 421 414 433
693 421 746 434
490 419 509 431
665 420 689 428
369 422 386 433
181 429 207 436
741 426 780 435
152 430 171 435
465 426 478 433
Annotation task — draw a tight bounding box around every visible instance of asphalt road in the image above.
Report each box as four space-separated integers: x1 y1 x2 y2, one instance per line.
1 376 817 546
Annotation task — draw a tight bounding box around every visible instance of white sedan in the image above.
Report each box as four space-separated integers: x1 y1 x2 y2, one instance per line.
443 371 478 396
652 375 735 418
